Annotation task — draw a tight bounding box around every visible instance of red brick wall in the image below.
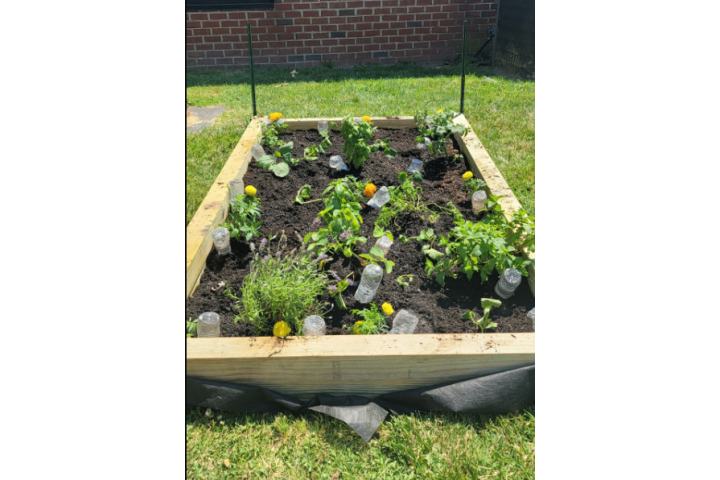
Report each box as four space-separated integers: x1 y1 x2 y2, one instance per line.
186 0 497 69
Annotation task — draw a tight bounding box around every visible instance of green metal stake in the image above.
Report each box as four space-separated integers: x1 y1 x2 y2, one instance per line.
460 20 467 114
248 23 257 117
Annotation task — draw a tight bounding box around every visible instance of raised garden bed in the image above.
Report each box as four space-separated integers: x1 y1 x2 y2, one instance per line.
186 115 535 399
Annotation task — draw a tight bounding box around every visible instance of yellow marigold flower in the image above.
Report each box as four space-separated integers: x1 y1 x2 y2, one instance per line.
244 185 257 196
381 303 394 315
353 321 365 335
437 109 443 113
462 171 473 180
273 321 291 338
362 116 372 122
363 183 377 198
269 112 282 122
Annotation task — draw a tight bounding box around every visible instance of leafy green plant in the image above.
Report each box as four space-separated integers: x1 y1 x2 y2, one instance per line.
369 138 398 157
256 141 295 177
220 193 261 241
372 225 394 241
358 246 395 274
419 198 535 285
346 302 390 335
186 318 198 338
328 279 350 310
414 110 468 157
463 177 487 197
303 144 321 161
225 237 330 336
376 172 437 231
261 119 288 148
462 298 501 332
294 185 322 205
340 115 375 169
395 274 414 287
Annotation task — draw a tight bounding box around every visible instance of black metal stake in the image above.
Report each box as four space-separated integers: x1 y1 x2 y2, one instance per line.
460 21 467 114
248 23 257 117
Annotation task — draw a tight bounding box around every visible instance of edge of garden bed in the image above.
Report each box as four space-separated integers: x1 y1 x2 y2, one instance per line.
185 115 535 400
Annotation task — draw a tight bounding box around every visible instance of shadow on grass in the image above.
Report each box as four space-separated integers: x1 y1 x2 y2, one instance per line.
186 63 533 88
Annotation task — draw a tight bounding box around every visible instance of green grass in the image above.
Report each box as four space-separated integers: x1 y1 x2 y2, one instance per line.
186 63 535 478
187 407 535 479
186 63 534 225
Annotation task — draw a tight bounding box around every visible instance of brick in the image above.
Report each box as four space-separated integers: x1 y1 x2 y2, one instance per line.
322 10 338 17
228 12 247 20
186 21 201 29
187 51 205 59
322 39 339 46
202 21 220 28
288 55 305 62
330 31 346 38
306 54 322 61
364 44 380 51
339 8 355 16
276 19 294 26
209 13 228 20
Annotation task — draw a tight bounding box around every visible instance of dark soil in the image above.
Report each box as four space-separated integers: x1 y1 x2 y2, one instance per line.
186 127 535 336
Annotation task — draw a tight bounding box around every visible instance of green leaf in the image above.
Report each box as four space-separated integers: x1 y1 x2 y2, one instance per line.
461 311 475 321
257 155 276 169
485 322 497 330
435 272 445 285
384 260 394 273
370 247 384 258
271 162 290 177
278 142 294 155
384 147 397 157
481 298 502 309
424 248 445 260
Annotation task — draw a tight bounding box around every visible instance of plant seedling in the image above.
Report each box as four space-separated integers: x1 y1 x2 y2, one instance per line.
395 274 414 287
186 318 198 338
462 298 501 332
294 185 322 205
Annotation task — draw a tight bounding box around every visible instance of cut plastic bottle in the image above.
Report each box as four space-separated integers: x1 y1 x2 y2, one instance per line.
407 159 423 173
495 268 522 299
527 308 535 330
251 145 265 161
367 186 390 208
389 309 419 334
329 155 348 171
354 264 384 303
471 190 488 215
229 179 244 206
374 235 393 256
198 312 221 337
417 137 432 150
318 121 329 136
303 315 326 336
212 227 231 256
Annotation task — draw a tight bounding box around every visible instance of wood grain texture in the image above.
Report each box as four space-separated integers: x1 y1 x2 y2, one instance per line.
185 118 263 298
187 333 534 399
453 114 535 296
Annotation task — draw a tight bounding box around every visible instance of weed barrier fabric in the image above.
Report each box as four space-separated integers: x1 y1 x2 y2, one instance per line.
186 365 534 442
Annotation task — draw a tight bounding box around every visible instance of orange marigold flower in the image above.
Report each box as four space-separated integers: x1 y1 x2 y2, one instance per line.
363 183 377 197
362 116 372 122
269 112 282 122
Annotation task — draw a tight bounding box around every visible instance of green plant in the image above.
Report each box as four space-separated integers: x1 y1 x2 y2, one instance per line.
462 298 502 332
419 198 534 285
372 225 394 241
294 184 322 205
376 172 437 231
395 274 414 287
226 237 330 336
369 138 398 157
346 302 390 335
463 177 487 197
328 279 350 310
414 110 468 156
186 318 198 338
256 141 294 177
340 115 375 169
358 246 395 274
219 193 261 241
261 118 288 148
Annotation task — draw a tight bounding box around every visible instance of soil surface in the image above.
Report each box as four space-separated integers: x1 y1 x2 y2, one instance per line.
186 127 535 336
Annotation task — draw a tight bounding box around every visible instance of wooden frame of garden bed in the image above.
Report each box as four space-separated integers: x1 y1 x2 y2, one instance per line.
186 115 535 400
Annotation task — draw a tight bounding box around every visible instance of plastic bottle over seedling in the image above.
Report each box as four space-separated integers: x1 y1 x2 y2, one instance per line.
407 159 423 173
495 268 522 299
197 312 221 337
374 235 393 256
251 145 265 161
389 309 419 334
354 264 384 303
527 308 535 329
303 315 326 336
229 179 244 206
471 190 488 215
317 121 329 136
367 186 390 208
212 227 232 256
417 137 431 150
329 155 348 171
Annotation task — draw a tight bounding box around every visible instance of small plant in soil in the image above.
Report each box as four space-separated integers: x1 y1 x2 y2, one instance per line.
420 199 535 284
340 116 396 168
256 141 294 177
220 191 261 242
376 172 438 231
395 274 414 287
186 318 198 338
462 298 501 332
461 171 487 197
414 110 468 157
294 185 322 205
346 302 390 335
261 114 288 148
225 237 331 336
358 245 395 274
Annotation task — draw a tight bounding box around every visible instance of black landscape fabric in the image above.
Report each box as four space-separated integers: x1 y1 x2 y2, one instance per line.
186 365 534 442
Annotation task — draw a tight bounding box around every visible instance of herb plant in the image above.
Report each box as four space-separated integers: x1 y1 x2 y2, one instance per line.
225 237 330 336
186 318 198 338
376 172 438 231
462 298 502 332
462 171 487 197
220 193 261 242
414 110 468 157
261 118 288 149
340 115 375 168
358 246 395 274
346 302 390 335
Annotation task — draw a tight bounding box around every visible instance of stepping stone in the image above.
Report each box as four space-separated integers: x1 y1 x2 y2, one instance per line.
187 106 226 133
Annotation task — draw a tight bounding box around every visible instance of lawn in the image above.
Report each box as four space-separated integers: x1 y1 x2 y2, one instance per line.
186 62 535 479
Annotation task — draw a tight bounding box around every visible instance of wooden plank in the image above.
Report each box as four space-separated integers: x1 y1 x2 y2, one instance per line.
185 118 263 298
453 114 535 296
187 333 534 399
282 116 417 131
